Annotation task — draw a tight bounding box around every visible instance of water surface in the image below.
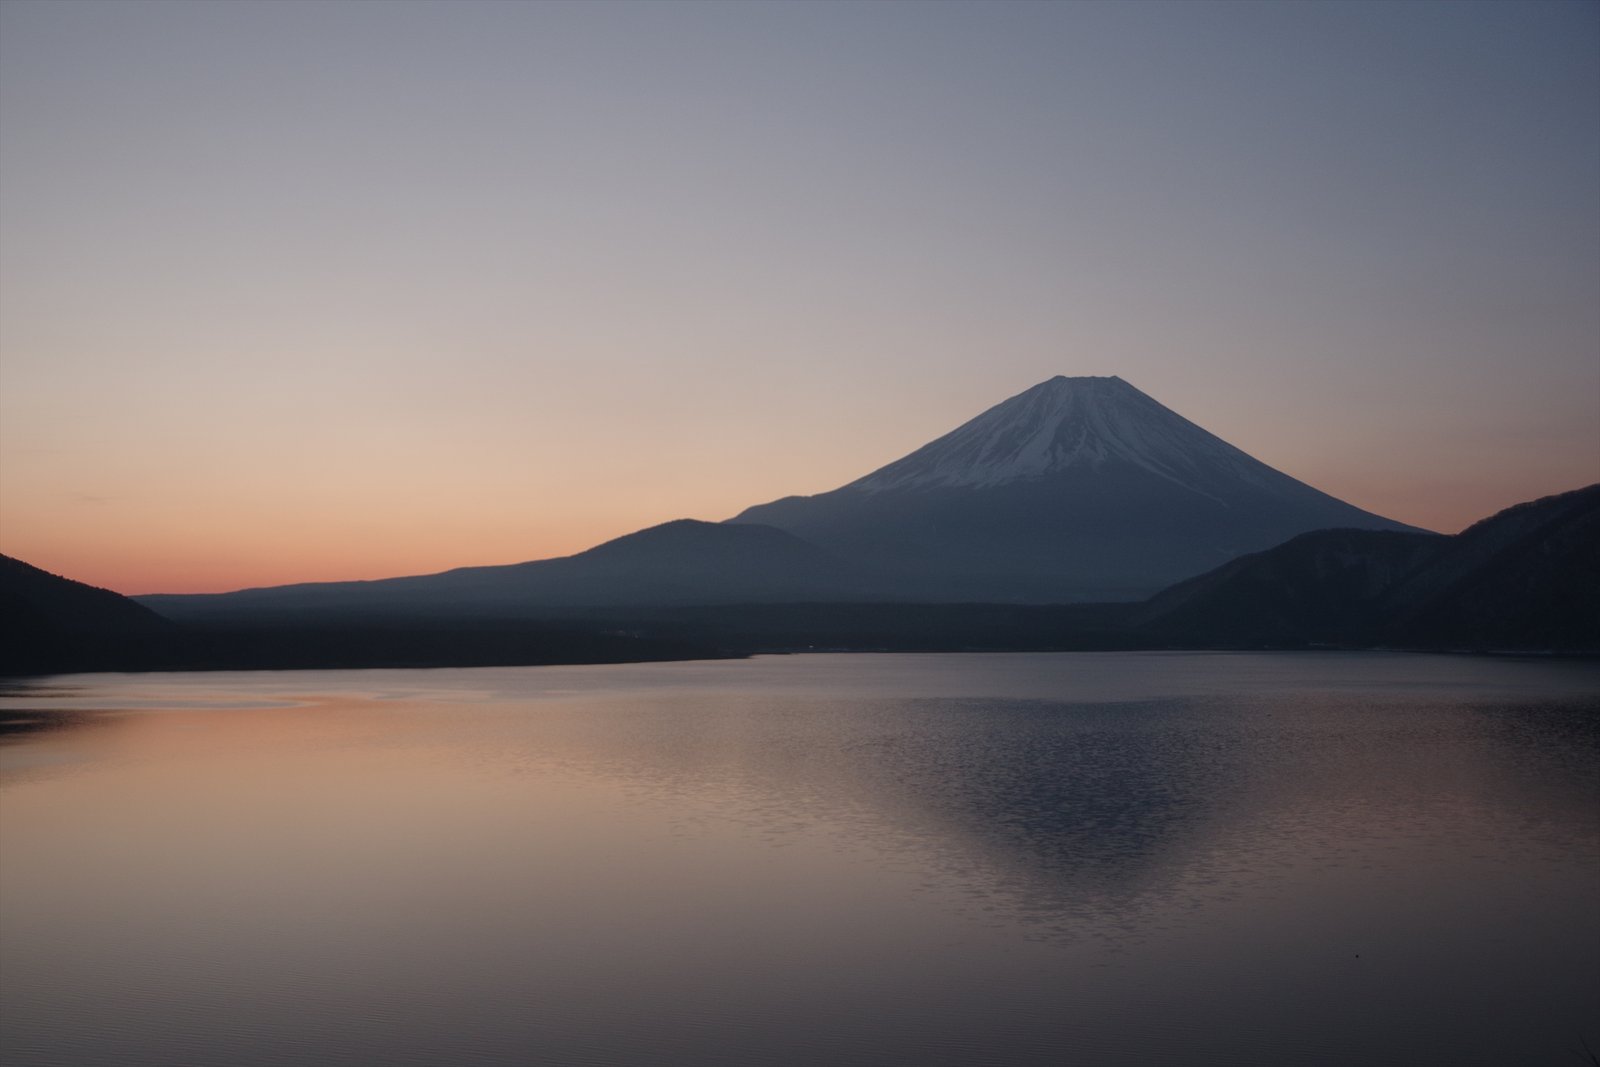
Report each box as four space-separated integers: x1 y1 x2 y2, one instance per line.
2 652 1596 1066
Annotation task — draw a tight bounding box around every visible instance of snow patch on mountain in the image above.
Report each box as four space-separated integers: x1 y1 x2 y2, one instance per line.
848 376 1285 497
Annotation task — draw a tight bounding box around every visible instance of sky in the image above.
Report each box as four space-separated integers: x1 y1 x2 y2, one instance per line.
1 0 1596 595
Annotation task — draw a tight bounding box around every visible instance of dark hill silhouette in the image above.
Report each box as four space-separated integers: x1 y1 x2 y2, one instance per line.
1 555 181 674
1134 484 1600 650
1379 484 1600 649
5 487 1593 674
0 553 728 676
138 519 878 623
510 487 1600 655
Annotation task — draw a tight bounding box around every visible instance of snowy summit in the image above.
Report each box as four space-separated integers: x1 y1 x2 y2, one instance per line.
850 376 1280 497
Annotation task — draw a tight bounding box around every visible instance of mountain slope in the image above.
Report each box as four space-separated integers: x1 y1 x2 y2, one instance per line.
1 555 180 673
731 376 1419 600
1134 484 1600 650
1129 530 1446 646
140 519 878 622
0 552 728 674
1381 484 1600 649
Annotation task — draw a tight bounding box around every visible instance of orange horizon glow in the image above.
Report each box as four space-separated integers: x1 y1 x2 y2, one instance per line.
6 464 1594 597
3 3 1596 597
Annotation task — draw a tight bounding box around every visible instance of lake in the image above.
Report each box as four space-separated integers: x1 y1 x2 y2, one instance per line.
1 652 1596 1066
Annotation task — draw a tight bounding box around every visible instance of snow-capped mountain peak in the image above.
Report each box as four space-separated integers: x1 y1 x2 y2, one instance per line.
847 375 1274 495
729 373 1418 600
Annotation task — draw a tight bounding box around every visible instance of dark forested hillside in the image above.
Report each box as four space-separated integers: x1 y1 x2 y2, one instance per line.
1134 485 1599 651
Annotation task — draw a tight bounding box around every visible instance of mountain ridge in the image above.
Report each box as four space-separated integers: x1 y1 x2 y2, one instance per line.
0 552 727 675
138 518 884 622
1 554 181 674
1135 483 1600 650
731 375 1420 600
5 485 1592 675
133 375 1426 612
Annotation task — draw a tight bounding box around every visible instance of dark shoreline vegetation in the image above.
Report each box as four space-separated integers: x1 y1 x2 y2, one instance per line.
3 484 1596 676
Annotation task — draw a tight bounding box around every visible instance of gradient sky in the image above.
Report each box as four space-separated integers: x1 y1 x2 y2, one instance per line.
2 0 1596 594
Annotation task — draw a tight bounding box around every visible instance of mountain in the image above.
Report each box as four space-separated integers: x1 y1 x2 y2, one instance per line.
730 376 1420 601
562 487 1598 654
1377 483 1600 649
0 552 729 676
140 375 1420 619
1 554 180 674
139 519 876 623
14 486 1591 671
1134 484 1600 650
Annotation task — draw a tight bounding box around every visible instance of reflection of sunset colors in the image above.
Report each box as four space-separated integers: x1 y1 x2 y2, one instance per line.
2 2 1596 594
3 656 1597 1064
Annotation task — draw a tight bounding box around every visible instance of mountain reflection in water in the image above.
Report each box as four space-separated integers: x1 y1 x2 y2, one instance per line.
1 653 1596 1067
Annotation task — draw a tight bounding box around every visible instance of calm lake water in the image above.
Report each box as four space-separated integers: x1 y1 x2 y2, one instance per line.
1 652 1596 1066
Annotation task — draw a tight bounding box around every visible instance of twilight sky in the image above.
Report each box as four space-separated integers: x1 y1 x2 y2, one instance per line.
2 0 1596 594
